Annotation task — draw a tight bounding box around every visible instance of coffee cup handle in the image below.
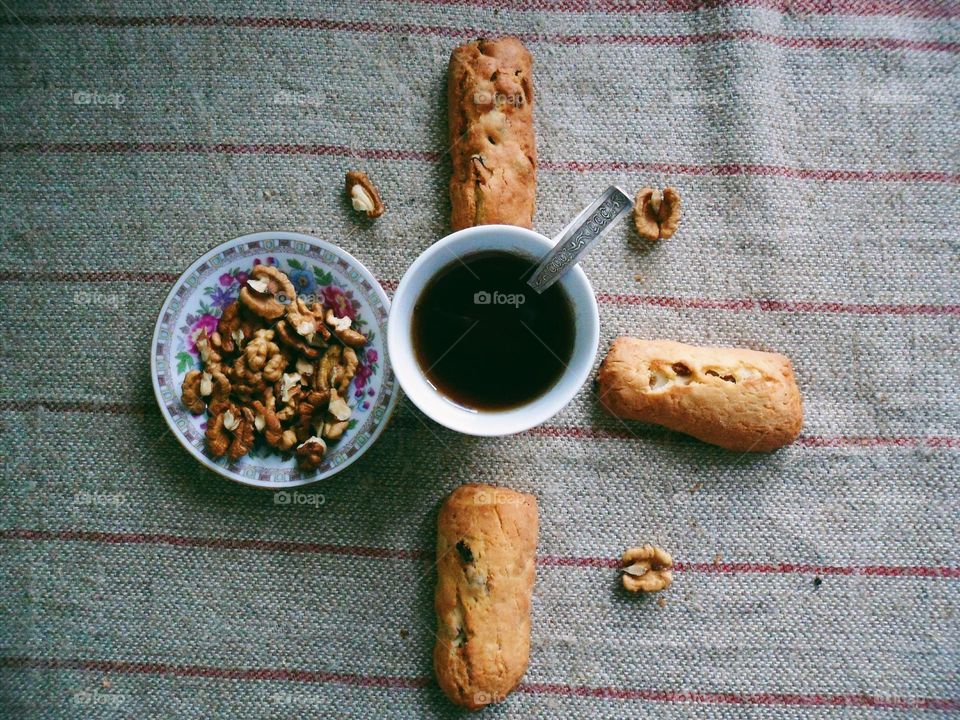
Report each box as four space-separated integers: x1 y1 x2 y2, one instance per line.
526 185 634 293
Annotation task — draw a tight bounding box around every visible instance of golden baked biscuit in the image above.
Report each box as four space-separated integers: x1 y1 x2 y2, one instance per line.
447 37 536 230
433 483 538 709
598 338 803 451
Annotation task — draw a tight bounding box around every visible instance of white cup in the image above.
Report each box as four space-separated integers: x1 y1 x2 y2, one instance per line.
387 224 600 436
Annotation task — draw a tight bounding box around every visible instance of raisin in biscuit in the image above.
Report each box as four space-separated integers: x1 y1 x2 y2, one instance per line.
447 37 536 231
433 483 538 709
598 338 803 452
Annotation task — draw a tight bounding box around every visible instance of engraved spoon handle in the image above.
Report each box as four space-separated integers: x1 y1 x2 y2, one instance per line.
527 186 634 293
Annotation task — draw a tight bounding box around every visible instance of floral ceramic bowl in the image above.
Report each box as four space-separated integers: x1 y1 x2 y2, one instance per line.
150 231 399 488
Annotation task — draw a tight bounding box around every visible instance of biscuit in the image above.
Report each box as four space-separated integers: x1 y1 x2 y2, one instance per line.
447 37 537 231
433 483 538 709
598 338 803 451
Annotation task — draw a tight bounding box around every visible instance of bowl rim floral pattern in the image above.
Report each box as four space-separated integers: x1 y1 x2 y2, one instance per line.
150 231 399 488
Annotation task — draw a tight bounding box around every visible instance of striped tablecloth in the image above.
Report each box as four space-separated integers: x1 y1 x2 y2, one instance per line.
1 1 958 717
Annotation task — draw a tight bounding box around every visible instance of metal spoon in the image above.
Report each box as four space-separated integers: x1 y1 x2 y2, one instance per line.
527 185 634 292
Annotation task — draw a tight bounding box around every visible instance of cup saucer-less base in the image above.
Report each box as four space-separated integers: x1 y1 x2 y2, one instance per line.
150 231 399 488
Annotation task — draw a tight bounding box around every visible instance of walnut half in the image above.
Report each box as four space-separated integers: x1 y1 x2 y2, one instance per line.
621 544 673 593
239 265 296 321
633 187 681 241
296 436 327 471
181 370 205 415
345 170 385 219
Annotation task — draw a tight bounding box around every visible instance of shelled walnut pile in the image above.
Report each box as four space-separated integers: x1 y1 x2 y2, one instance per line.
180 265 368 470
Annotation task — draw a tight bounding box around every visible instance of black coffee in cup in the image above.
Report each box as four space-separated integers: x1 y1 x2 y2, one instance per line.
412 250 576 410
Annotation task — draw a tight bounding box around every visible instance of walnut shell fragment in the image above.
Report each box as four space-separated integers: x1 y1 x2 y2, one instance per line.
346 170 385 219
633 187 681 241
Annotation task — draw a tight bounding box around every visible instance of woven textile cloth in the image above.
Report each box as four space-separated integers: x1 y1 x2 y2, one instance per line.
1 1 958 718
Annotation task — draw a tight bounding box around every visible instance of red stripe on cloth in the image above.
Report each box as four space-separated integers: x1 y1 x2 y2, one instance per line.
925 437 960 448
543 161 960 183
2 143 958 185
0 400 145 415
3 529 958 579
539 555 620 568
0 529 426 560
7 142 960 184
0 656 956 710
796 435 960 448
0 270 180 283
2 400 958 449
538 554 960 577
674 561 960 578
0 656 429 688
754 299 960 315
0 141 440 161
0 142 960 184
529 29 959 53
0 15 955 54
517 682 960 710
595 292 960 315
527 425 960 448
403 0 960 20
526 425 631 440
1 271 958 317
0 15 483 33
